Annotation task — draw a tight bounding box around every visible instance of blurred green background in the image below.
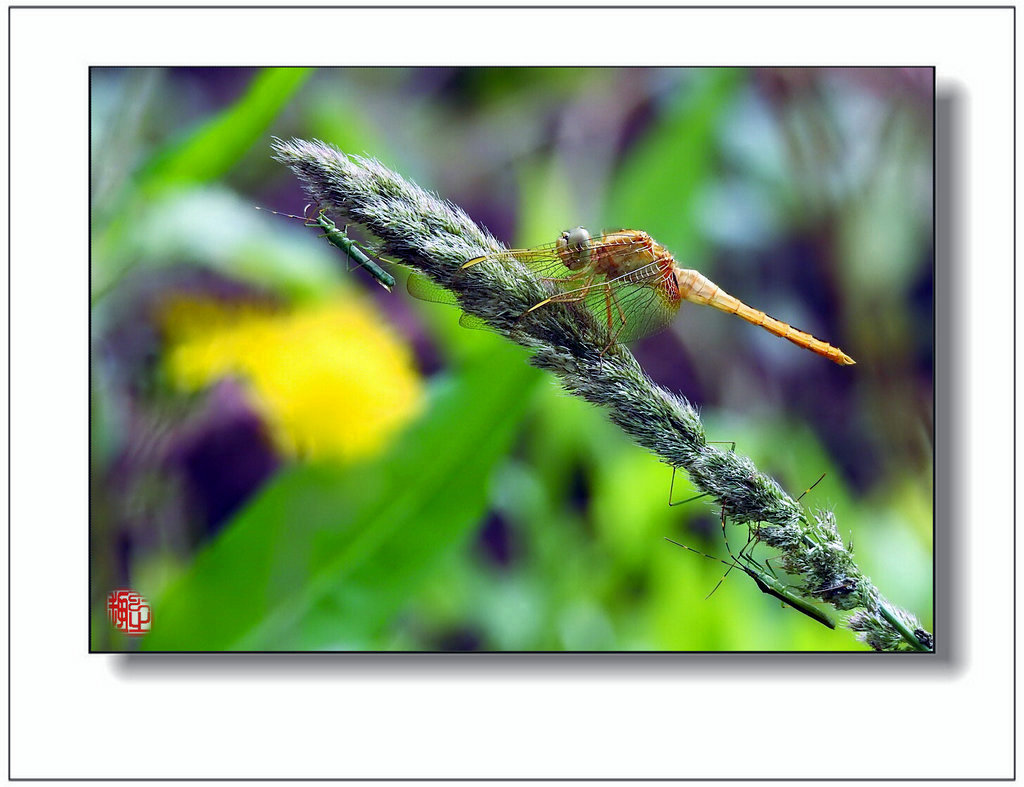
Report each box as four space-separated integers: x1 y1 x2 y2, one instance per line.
90 67 933 651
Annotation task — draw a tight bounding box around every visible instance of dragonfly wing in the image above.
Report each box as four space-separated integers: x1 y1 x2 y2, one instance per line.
407 274 491 332
606 272 679 341
458 313 491 331
532 261 679 343
583 281 679 343
465 234 653 283
407 273 459 305
465 243 572 279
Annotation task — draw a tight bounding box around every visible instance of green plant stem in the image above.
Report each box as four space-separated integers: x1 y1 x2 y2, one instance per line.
879 602 931 652
272 137 932 652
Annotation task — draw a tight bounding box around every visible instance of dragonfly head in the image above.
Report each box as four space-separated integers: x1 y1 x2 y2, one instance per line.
557 226 591 270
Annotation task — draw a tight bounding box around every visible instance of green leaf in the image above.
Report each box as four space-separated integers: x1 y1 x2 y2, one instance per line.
604 68 742 262
92 69 314 301
138 67 313 191
141 342 541 650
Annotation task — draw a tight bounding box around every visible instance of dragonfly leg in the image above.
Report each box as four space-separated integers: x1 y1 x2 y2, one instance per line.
517 276 594 335
596 282 634 354
594 284 627 354
525 276 597 326
601 287 615 352
610 283 628 327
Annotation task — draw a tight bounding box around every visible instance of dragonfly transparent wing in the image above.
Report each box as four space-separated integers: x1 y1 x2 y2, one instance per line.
407 272 458 305
406 273 490 330
464 234 653 285
462 241 566 278
537 261 682 343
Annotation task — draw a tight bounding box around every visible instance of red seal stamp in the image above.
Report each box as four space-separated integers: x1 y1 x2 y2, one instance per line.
107 589 152 635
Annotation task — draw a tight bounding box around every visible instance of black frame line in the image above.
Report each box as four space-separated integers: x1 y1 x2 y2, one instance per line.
84 62 937 655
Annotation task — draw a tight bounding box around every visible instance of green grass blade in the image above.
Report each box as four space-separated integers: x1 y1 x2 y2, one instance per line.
604 68 742 261
141 342 540 651
138 67 313 191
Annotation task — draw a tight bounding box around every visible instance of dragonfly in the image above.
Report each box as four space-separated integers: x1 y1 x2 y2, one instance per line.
410 227 855 365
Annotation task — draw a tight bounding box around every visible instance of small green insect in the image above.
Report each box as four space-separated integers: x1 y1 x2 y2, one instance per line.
257 204 396 292
664 536 836 630
665 461 835 630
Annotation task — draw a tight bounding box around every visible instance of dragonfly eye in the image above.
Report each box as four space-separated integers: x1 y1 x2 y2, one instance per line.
563 226 590 250
556 227 591 270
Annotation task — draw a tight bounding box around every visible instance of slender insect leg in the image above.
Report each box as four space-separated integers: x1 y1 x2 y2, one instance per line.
718 504 732 557
716 520 769 601
303 204 323 228
703 509 750 600
704 506 748 598
709 441 740 556
596 282 627 337
709 441 743 564
593 283 632 355
668 466 706 508
662 538 733 600
719 505 757 564
702 531 765 601
598 287 619 356
796 472 827 502
668 470 713 508
732 529 758 564
665 539 836 630
666 440 739 597
343 226 357 272
609 283 628 327
314 215 353 267
666 442 736 507
520 278 596 334
761 553 784 579
514 276 594 333
528 276 596 318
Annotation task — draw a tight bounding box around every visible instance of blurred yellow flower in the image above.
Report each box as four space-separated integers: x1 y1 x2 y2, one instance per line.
160 293 423 462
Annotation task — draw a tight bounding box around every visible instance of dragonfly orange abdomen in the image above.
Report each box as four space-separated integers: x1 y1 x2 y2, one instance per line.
673 268 855 365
